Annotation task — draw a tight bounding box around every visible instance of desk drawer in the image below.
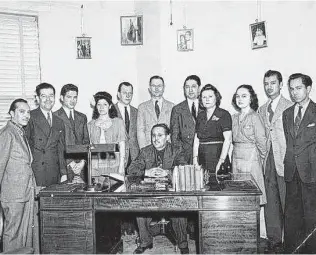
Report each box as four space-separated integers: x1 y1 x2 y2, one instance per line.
40 197 93 210
94 196 199 210
201 195 259 211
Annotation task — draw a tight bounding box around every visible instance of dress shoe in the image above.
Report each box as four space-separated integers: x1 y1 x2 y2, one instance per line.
180 247 189 254
133 243 153 254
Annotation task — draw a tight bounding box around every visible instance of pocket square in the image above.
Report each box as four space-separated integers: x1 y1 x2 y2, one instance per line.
307 123 316 127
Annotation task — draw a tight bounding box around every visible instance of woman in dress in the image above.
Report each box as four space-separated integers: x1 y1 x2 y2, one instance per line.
231 84 267 237
88 91 126 184
193 84 232 177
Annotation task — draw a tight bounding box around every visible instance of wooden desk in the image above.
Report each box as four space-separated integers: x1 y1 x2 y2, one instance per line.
39 175 261 254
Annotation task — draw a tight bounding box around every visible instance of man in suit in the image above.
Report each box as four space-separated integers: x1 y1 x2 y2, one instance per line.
0 99 35 252
115 81 139 171
170 75 201 164
282 73 316 253
128 124 189 254
258 70 292 250
26 82 68 187
137 75 174 148
54 84 90 183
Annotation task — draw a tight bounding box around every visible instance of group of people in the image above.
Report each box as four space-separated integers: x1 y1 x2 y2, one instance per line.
0 70 315 254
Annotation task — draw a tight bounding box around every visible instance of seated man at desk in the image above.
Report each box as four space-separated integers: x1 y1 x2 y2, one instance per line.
128 123 189 254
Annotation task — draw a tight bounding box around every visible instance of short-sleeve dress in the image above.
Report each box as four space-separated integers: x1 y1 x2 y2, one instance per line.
232 110 267 205
88 118 126 182
196 107 232 174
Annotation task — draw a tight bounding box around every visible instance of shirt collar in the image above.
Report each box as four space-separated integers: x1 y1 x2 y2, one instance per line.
269 94 281 111
10 120 25 135
62 106 74 118
296 99 310 111
152 97 163 106
40 108 52 118
118 101 130 111
187 98 199 108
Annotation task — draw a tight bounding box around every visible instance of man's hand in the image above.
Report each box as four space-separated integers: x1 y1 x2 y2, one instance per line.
73 160 85 175
60 175 67 183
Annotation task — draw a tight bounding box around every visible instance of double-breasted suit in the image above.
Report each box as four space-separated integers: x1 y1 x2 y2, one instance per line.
54 107 90 180
0 121 35 252
283 100 316 253
170 100 200 164
258 95 292 246
115 103 140 164
26 107 67 187
137 98 174 149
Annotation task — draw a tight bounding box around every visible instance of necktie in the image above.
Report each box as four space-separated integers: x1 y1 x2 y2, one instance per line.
47 112 52 127
155 100 160 119
294 105 303 136
124 106 130 134
267 101 274 123
192 102 197 121
69 111 76 132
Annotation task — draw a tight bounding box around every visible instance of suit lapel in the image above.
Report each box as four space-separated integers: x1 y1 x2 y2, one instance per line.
297 101 315 137
34 108 51 137
147 100 157 121
288 107 295 138
183 101 195 126
271 96 286 124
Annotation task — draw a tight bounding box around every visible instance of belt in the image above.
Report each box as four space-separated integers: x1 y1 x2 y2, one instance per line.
200 141 223 145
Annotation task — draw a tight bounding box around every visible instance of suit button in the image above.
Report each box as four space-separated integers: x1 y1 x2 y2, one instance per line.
42 162 44 165
270 129 273 131
295 155 298 158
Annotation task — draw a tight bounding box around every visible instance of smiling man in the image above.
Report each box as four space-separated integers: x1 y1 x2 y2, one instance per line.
171 75 201 164
0 99 35 252
282 73 316 253
54 84 90 183
127 124 189 254
258 70 292 251
26 83 67 187
137 75 174 149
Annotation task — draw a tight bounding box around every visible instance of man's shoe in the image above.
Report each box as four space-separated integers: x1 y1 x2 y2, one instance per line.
133 243 153 254
180 247 189 254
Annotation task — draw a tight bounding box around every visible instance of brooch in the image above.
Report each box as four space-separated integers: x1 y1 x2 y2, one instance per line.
211 115 219 121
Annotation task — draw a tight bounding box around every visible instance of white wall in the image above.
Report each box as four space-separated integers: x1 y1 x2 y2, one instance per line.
1 0 316 119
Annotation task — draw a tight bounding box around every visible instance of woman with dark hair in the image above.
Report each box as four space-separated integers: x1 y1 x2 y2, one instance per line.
231 84 267 238
193 84 232 177
88 91 126 183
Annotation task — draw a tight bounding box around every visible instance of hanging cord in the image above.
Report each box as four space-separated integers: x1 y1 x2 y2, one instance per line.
256 0 261 23
183 3 187 29
80 4 85 36
169 0 173 25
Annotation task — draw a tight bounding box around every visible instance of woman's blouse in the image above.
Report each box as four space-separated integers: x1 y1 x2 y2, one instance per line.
196 107 232 143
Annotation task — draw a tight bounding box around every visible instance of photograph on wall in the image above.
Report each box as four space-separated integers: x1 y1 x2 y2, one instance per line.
120 15 143 45
76 37 91 59
177 29 194 52
250 21 267 50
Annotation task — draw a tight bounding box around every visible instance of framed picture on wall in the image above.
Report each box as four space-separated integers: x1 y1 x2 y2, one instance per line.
120 15 143 45
76 37 91 59
250 21 268 50
177 29 194 52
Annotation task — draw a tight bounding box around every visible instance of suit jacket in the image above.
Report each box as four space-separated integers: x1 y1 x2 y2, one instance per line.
170 100 200 164
115 103 140 161
258 96 293 176
127 142 187 176
0 121 35 202
25 107 67 186
283 100 316 183
54 107 90 146
137 98 174 148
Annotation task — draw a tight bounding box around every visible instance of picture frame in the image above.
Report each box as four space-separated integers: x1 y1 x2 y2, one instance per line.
250 21 268 50
177 29 194 52
76 37 91 59
120 15 143 45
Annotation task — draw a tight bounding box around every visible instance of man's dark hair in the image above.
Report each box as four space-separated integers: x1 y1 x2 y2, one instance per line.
8 98 28 113
149 75 164 85
288 73 313 88
118 82 133 92
151 123 170 136
35 83 55 96
183 75 201 87
263 70 282 83
60 84 78 96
